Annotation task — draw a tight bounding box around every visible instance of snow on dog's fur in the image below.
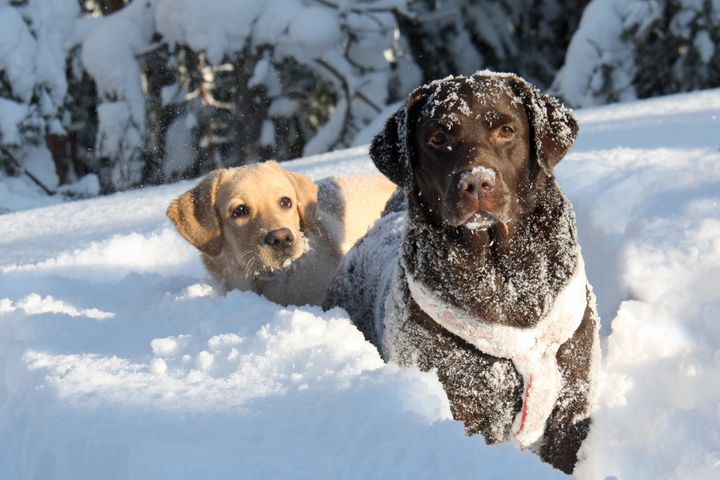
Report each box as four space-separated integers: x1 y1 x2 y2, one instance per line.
325 71 601 474
168 161 395 306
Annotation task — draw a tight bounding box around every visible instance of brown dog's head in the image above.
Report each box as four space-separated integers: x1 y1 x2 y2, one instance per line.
167 161 318 276
370 71 578 231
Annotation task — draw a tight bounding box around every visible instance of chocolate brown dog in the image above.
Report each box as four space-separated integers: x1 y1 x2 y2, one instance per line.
325 71 600 473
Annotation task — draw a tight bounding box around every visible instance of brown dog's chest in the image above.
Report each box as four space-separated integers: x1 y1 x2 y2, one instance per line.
382 183 585 443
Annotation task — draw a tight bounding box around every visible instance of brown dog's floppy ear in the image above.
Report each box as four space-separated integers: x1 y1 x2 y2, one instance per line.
370 108 407 188
370 86 430 190
510 76 579 173
288 171 319 231
167 170 225 257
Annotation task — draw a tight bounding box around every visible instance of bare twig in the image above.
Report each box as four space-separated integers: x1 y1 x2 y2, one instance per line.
0 145 57 195
310 0 400 15
315 58 383 113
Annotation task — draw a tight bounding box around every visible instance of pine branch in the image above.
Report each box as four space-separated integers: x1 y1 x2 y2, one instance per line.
0 145 56 195
315 58 383 113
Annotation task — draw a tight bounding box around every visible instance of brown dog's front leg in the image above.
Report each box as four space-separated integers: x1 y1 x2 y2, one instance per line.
538 303 598 474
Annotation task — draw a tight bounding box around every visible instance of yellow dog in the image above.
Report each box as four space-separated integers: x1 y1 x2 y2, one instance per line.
168 161 395 306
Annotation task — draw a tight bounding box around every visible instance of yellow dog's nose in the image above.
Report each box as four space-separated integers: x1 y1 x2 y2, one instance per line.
264 228 295 251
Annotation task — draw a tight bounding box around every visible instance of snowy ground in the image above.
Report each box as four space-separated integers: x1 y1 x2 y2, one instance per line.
1 88 720 479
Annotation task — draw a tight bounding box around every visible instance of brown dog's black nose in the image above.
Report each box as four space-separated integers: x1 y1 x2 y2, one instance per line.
458 168 496 199
265 228 295 251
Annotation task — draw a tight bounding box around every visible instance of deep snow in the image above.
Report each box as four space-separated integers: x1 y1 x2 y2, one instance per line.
1 88 720 478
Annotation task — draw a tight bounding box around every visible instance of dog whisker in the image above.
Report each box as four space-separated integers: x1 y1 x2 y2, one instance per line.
237 248 255 263
244 258 256 279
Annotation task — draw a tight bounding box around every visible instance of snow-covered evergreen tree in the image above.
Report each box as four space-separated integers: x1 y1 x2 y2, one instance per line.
0 0 80 192
396 0 589 89
62 0 405 189
151 0 403 184
634 0 720 99
553 0 720 107
77 0 156 191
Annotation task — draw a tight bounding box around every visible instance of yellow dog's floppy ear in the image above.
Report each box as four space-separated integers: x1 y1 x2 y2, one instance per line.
287 170 318 232
167 170 225 257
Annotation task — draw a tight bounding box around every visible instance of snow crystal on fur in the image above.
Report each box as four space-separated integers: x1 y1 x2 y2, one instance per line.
406 70 577 173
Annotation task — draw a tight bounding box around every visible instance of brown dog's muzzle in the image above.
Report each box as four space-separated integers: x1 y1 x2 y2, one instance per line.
458 167 496 202
445 166 508 227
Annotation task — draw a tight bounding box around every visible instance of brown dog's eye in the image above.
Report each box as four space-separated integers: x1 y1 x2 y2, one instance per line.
232 205 251 218
428 131 448 147
279 196 292 209
498 125 515 138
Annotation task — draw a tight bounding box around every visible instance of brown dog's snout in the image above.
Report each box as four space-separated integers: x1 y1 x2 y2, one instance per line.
264 228 295 251
457 168 496 201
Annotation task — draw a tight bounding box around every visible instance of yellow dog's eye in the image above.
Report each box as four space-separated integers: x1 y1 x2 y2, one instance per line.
279 197 292 209
232 205 251 218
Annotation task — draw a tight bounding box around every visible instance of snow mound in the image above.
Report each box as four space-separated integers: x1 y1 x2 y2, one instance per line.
3 228 200 281
24 306 385 410
1 285 558 479
576 203 720 478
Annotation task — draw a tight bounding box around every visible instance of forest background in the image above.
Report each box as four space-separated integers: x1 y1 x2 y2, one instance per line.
1 0 718 200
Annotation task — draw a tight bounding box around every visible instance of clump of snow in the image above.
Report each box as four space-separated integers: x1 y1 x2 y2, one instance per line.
694 30 715 63
175 283 217 301
57 173 101 198
0 293 114 320
0 97 29 145
469 165 496 178
0 0 79 104
0 5 37 102
22 307 385 410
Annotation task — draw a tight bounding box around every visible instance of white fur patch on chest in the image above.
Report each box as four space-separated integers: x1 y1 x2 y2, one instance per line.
405 254 588 448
